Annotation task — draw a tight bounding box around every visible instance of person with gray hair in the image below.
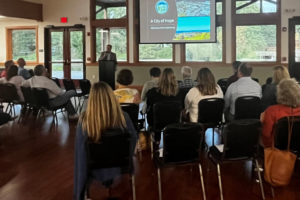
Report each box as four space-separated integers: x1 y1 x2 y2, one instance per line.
22 65 78 120
17 58 32 80
261 78 300 147
178 66 197 88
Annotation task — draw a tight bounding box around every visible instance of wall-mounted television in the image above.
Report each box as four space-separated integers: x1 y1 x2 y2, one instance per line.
139 0 216 44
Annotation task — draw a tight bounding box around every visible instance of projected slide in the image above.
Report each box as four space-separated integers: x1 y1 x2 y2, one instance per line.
140 0 216 43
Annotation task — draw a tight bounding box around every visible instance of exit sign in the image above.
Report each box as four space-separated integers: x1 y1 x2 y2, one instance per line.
60 17 68 23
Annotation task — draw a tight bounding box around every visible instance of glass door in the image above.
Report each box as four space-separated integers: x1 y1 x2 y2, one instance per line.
45 25 86 79
289 17 300 81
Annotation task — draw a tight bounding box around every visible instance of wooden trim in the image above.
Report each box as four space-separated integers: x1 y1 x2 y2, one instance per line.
0 0 43 21
6 26 39 63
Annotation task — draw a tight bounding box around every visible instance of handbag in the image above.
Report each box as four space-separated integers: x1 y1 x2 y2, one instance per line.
264 116 297 187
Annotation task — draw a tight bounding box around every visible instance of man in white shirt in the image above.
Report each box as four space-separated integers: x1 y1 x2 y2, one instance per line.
22 65 78 119
224 63 262 121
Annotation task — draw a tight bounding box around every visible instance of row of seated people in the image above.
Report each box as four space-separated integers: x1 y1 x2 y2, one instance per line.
73 80 300 200
113 63 300 149
0 64 78 120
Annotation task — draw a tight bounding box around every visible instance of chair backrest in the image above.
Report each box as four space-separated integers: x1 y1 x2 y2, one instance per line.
87 129 132 170
179 87 192 107
31 88 50 108
198 98 224 125
21 86 35 106
63 79 76 91
235 96 261 120
52 78 61 88
0 84 5 101
162 123 204 164
153 101 182 131
217 78 228 95
222 119 261 160
121 103 139 130
2 83 20 102
79 79 91 95
274 116 300 157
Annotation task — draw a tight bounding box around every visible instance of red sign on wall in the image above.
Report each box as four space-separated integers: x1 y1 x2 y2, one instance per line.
60 17 68 23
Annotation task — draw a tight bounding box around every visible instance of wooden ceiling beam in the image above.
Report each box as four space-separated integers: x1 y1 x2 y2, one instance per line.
0 0 43 21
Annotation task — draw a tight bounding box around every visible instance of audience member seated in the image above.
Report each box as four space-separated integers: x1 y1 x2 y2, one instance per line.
261 78 300 147
261 77 272 93
74 82 137 199
17 58 32 80
22 65 78 120
0 65 25 102
224 63 262 121
185 68 223 122
141 67 161 113
114 69 141 104
178 66 197 88
146 68 182 127
226 61 241 87
261 66 290 111
0 60 14 78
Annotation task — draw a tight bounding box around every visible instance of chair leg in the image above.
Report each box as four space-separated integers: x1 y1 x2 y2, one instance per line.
198 164 206 200
131 175 136 200
150 133 154 159
271 186 275 199
157 168 162 200
217 164 224 200
255 159 265 200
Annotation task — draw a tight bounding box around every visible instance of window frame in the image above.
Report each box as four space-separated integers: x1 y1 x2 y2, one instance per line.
183 0 226 65
232 0 281 65
90 0 129 64
6 26 39 64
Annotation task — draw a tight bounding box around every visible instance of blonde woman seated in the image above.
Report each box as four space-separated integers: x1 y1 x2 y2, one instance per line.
261 78 300 148
74 82 137 200
114 69 141 104
261 65 290 111
0 65 25 102
185 68 223 122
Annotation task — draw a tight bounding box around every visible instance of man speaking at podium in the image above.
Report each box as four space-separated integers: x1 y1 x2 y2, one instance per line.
98 44 117 89
99 44 117 65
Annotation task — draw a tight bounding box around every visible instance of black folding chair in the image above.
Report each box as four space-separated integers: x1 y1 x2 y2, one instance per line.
63 79 79 110
78 79 91 112
86 129 136 200
154 123 206 200
217 78 228 95
198 98 224 145
235 96 261 120
151 101 182 157
1 83 22 116
208 119 265 200
179 87 192 108
31 88 66 123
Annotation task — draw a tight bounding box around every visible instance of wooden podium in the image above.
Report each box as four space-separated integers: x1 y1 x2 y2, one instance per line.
98 60 116 90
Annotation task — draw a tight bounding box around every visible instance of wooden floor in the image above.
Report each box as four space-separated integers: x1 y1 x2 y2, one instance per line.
0 113 299 200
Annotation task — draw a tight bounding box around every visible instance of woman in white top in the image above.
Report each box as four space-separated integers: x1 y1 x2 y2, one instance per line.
185 68 223 122
0 65 25 101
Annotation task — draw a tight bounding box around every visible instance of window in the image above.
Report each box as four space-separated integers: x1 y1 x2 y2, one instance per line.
235 0 277 14
96 28 127 61
139 44 173 62
185 0 225 63
6 27 38 62
95 0 126 19
91 0 128 63
236 25 276 61
233 0 280 62
186 27 223 62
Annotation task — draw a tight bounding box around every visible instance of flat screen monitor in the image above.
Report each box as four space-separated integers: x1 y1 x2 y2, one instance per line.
139 0 216 44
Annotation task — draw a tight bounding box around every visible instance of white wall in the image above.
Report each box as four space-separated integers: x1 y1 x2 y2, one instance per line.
1 0 300 85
